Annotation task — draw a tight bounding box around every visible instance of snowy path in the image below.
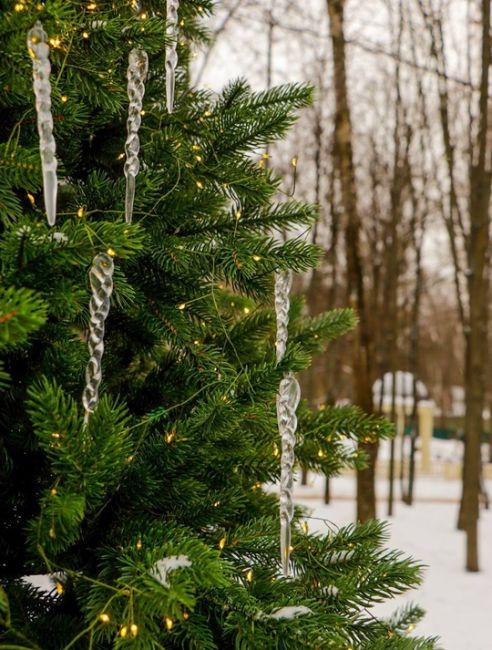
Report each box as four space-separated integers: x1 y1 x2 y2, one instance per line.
296 474 492 650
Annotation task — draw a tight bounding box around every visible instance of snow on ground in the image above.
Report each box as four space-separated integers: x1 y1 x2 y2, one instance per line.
295 473 492 650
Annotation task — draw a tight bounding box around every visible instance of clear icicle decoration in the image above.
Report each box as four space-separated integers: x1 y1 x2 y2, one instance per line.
82 253 115 425
165 0 180 112
124 48 148 224
275 269 301 577
27 21 58 226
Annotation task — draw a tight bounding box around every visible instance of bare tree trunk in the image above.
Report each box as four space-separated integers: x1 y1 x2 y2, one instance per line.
327 0 377 521
404 184 427 506
402 0 430 506
324 474 331 504
459 0 491 571
418 0 491 570
386 1 405 517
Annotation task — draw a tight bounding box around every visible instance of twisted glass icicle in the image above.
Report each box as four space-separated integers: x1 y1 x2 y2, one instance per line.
82 253 114 424
124 48 148 224
166 0 179 112
275 269 301 577
27 21 57 226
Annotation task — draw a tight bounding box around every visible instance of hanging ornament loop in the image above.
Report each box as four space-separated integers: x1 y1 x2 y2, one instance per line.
82 253 115 425
275 269 301 577
27 21 58 226
166 0 180 113
124 47 148 224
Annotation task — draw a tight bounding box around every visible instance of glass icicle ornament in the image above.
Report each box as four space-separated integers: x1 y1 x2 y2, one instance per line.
275 269 301 577
165 0 179 112
27 21 58 226
82 253 114 425
124 48 148 224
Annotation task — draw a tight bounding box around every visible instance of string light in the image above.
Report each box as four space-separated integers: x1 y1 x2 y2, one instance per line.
407 624 415 633
50 488 57 496
243 307 250 315
82 31 90 39
55 582 64 594
106 248 116 257
213 500 221 508
291 156 298 168
14 2 26 11
61 95 68 103
120 625 128 638
87 1 97 9
177 303 186 310
218 537 226 550
140 11 147 19
77 206 85 217
48 37 61 48
246 569 253 582
273 442 279 457
130 624 138 637
117 152 125 160
165 430 175 443
165 617 173 631
51 431 60 439
252 255 261 261
302 521 309 534
183 611 189 620
27 192 36 206
99 613 110 623
318 449 325 458
136 539 143 550
196 180 204 190
192 144 201 151
203 110 212 117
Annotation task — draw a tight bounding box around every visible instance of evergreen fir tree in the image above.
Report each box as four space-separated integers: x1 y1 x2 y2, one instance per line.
0 2 439 648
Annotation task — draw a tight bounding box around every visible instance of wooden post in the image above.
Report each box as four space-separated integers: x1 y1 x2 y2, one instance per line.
418 400 434 474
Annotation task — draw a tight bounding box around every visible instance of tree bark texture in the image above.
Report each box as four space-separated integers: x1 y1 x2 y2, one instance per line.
327 0 377 521
459 0 491 572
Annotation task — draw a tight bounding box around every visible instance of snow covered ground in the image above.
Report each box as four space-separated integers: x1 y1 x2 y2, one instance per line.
296 473 492 650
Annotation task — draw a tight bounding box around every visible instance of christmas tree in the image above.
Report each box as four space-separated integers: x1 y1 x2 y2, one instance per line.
0 2 439 648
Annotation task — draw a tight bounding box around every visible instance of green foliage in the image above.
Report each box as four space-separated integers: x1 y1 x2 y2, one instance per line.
0 1 437 649
26 379 133 554
0 286 47 348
